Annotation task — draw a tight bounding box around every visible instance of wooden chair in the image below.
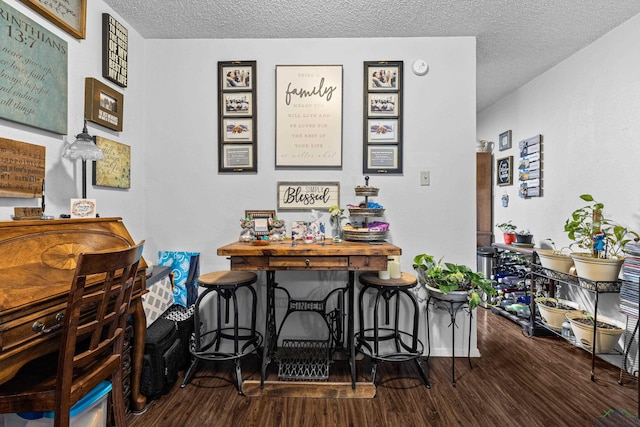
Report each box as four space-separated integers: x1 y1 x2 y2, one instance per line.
0 241 145 427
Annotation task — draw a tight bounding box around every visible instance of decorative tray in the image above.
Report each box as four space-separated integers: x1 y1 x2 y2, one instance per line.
342 227 388 242
355 187 379 197
347 208 385 216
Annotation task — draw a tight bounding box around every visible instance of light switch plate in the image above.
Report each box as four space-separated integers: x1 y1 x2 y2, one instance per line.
420 171 430 186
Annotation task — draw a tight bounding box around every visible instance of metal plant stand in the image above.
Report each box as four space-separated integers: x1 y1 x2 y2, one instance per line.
425 292 473 387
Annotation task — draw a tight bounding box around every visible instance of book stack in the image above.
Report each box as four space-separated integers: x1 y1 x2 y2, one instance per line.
620 242 640 319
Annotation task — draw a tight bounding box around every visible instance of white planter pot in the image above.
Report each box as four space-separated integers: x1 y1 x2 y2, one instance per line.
537 250 574 274
565 310 624 353
425 284 469 304
570 253 623 289
535 297 580 331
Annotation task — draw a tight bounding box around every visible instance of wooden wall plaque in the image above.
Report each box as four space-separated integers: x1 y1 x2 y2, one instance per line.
0 137 45 198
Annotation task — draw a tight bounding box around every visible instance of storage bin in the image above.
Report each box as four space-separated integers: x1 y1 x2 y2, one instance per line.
2 381 111 427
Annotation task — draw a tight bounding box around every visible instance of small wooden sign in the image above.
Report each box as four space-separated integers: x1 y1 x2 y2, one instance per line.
0 137 45 198
277 181 340 211
13 207 43 220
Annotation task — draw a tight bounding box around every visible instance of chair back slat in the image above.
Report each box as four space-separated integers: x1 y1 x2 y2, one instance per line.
54 241 144 426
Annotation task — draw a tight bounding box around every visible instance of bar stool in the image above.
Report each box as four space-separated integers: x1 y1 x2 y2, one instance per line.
355 272 430 388
181 271 262 394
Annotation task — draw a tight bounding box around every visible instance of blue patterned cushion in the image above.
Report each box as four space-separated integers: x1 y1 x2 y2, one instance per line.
157 251 200 307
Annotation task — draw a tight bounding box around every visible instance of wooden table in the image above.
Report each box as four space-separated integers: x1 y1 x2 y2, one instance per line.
217 240 401 390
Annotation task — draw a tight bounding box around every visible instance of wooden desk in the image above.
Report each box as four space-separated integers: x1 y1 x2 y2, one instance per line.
217 240 401 389
0 218 148 412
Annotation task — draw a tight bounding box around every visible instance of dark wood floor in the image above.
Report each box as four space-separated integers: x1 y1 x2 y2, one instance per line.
127 308 639 427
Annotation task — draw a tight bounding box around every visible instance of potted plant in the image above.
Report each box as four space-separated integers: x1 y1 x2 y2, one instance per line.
536 238 574 275
515 229 533 244
534 297 579 330
413 253 496 310
565 310 625 353
496 221 517 244
564 194 639 282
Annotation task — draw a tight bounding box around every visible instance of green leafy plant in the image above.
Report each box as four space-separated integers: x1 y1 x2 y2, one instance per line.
413 253 495 310
563 194 639 259
496 221 517 234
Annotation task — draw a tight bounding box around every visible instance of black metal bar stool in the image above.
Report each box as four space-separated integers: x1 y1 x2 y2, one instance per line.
355 272 430 388
181 271 262 394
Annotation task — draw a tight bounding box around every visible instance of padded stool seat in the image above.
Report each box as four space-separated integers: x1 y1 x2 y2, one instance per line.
181 270 262 394
356 272 429 388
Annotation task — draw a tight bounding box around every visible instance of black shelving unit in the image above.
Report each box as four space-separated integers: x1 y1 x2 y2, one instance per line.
529 264 626 381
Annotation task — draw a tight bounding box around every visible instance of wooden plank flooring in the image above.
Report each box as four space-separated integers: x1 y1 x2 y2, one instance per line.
127 308 639 427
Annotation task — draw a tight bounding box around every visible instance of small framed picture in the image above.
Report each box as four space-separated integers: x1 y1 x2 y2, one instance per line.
497 156 513 186
366 64 400 91
222 93 253 116
367 119 398 143
84 78 124 131
70 199 97 218
221 64 253 90
245 210 275 236
366 145 398 171
367 93 399 117
223 118 253 141
221 144 254 171
499 130 512 151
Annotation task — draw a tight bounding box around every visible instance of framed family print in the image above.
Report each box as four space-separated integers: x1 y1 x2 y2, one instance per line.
21 0 87 39
275 64 343 168
497 156 513 186
363 61 403 174
84 78 123 132
499 130 512 151
218 61 257 172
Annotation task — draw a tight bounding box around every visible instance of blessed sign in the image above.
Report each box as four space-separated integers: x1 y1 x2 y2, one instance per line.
277 181 340 211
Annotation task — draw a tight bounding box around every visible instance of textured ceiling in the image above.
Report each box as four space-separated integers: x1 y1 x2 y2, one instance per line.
102 0 640 111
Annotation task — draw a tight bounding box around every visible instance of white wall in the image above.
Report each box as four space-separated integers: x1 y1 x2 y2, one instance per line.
142 37 478 356
0 0 148 243
142 38 477 275
478 13 640 328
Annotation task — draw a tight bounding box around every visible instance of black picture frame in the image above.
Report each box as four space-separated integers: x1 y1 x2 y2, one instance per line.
497 156 513 186
499 130 512 151
218 61 257 173
102 14 128 88
363 61 403 174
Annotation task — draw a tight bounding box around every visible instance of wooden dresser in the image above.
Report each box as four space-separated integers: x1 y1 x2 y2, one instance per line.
0 217 148 412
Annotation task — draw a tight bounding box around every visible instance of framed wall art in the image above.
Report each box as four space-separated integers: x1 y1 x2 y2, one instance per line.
275 64 343 168
497 156 513 186
277 181 340 211
84 78 124 132
363 61 403 174
518 134 543 198
21 0 86 39
218 61 257 172
499 130 512 151
102 13 128 87
0 2 68 134
92 136 130 189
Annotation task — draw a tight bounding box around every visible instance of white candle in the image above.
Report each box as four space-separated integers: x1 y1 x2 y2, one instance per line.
378 269 390 280
389 260 401 279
